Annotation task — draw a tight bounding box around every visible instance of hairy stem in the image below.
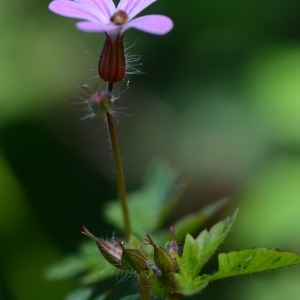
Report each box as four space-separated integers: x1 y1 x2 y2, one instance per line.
106 111 131 238
105 82 131 238
105 83 155 298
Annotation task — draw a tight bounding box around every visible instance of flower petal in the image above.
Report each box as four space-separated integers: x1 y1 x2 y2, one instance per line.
122 14 173 35
76 21 119 33
84 0 116 21
49 0 104 22
117 0 157 20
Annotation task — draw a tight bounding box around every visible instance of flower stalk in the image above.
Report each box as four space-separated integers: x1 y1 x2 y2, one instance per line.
49 0 174 297
105 105 131 238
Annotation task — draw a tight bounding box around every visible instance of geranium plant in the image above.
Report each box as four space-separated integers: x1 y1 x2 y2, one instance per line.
46 1 300 299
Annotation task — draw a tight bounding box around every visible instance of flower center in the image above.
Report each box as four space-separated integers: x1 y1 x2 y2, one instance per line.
111 10 128 25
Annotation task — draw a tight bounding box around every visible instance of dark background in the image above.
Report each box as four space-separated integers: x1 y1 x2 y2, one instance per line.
1 0 300 299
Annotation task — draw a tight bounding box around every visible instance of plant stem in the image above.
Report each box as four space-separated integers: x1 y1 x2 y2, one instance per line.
138 274 152 300
105 83 131 238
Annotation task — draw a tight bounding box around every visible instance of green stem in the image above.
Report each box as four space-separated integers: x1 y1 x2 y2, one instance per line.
138 274 152 300
105 108 131 238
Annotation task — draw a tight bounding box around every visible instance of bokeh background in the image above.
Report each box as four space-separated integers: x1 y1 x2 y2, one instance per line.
1 0 300 299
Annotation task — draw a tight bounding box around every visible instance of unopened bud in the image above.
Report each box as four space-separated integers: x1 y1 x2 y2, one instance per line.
146 234 178 296
82 226 148 272
145 234 175 274
98 33 125 83
165 225 179 269
118 241 148 273
89 90 112 115
82 226 123 269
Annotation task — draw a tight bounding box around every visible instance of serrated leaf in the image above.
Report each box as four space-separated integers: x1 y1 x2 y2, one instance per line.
65 287 93 300
105 161 180 237
177 234 200 278
175 273 209 296
178 208 239 279
174 198 229 241
210 248 300 280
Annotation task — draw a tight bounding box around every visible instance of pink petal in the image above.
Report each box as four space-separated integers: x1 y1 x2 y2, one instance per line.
49 0 116 23
49 0 100 22
76 21 119 33
84 0 116 21
117 0 157 19
122 15 173 35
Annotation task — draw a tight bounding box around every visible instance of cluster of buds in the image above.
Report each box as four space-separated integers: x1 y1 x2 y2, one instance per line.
82 226 180 298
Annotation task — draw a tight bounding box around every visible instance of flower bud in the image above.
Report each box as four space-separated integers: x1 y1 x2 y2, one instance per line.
81 226 123 269
145 234 175 274
98 33 125 83
146 234 179 296
96 238 124 269
118 241 148 273
165 225 179 269
82 227 148 272
89 90 112 115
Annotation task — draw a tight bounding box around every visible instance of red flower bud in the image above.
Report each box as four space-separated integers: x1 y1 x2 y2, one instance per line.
98 33 125 83
81 226 123 269
82 226 148 272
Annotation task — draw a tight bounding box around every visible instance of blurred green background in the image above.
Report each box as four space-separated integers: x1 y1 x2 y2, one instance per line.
1 0 300 299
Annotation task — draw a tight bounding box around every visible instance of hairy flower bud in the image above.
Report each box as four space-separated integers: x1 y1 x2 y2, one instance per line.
81 226 123 269
96 238 124 269
145 234 178 295
98 33 125 83
90 90 112 115
82 226 148 272
145 234 175 274
118 241 148 273
166 225 179 269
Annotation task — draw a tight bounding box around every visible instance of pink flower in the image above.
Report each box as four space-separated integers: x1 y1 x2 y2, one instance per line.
48 0 173 36
49 0 173 83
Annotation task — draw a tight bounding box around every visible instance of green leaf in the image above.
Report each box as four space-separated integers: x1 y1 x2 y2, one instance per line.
173 198 229 242
177 234 200 279
175 273 209 296
119 294 139 300
178 208 239 279
211 248 300 280
194 207 239 274
93 294 110 300
65 287 93 300
105 161 180 237
46 241 121 284
45 256 88 280
79 262 119 285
